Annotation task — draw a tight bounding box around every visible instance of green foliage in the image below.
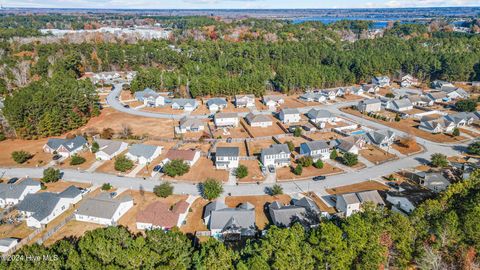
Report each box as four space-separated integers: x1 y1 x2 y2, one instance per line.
3 75 99 139
342 152 358 167
42 167 61 183
270 184 283 195
297 156 313 167
235 165 248 179
313 159 324 169
452 127 460 137
293 127 302 137
114 155 134 172
69 155 86 165
91 141 100 153
385 93 395 98
455 99 477 112
101 183 112 190
286 141 295 152
430 153 449 167
153 182 174 198
11 150 32 164
293 164 303 175
395 114 401 122
330 149 338 160
467 141 480 155
0 132 5 141
163 159 190 177
201 178 223 200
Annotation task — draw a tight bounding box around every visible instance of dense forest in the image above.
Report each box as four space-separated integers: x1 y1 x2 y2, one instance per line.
1 171 479 269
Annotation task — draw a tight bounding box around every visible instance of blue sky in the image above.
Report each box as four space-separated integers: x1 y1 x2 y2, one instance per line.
3 0 479 9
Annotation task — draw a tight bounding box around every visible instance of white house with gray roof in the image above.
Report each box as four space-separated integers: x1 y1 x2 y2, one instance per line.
206 98 227 113
386 99 413 112
0 238 18 253
299 140 331 161
214 112 239 127
365 130 396 149
268 197 321 227
215 147 240 170
245 113 273 128
234 94 255 108
203 200 256 237
94 138 129 160
278 108 301 124
0 178 41 208
306 108 337 124
372 76 391 87
336 190 385 217
171 98 198 112
261 144 291 168
357 99 382 113
262 95 285 110
176 117 205 134
134 88 165 107
75 193 133 226
432 80 454 90
126 144 162 165
17 186 83 228
299 92 326 102
43 136 88 157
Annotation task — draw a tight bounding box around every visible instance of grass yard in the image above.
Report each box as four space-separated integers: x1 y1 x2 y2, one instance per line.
43 221 104 246
276 162 343 181
0 138 52 167
57 151 98 171
212 125 250 139
237 160 264 183
180 197 209 234
359 145 398 165
40 181 91 193
163 157 229 183
241 119 285 138
0 219 34 240
392 141 423 156
325 181 389 195
306 131 343 141
247 139 276 156
304 192 336 214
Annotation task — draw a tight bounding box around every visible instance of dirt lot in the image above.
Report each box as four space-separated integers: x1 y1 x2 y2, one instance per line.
277 163 343 181
117 190 188 233
225 195 291 230
241 119 285 138
237 160 264 183
80 108 176 139
359 145 398 165
0 218 33 240
180 197 209 234
163 157 229 183
392 141 423 156
337 94 363 101
342 107 468 143
0 138 52 167
216 141 248 156
306 132 343 141
247 139 276 155
120 90 134 101
279 96 309 109
326 181 389 195
212 125 249 139
43 221 103 246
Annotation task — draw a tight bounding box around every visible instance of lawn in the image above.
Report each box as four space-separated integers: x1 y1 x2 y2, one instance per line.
57 151 98 171
325 181 389 195
241 119 285 138
0 138 52 167
306 132 343 141
180 197 209 234
163 157 229 183
392 141 423 156
247 139 276 156
359 145 398 165
212 125 250 139
237 160 264 183
39 180 91 193
276 162 343 181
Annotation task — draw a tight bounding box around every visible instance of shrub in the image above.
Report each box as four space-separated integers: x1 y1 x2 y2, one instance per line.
101 183 112 190
293 164 303 175
467 141 480 155
100 128 114 139
395 114 401 122
11 151 33 164
385 93 395 98
431 153 448 168
286 141 295 152
455 99 477 112
70 155 86 165
452 128 460 137
293 127 302 137
201 178 223 200
270 184 283 195
297 156 313 167
154 182 174 198
235 165 248 179
330 149 338 160
114 155 134 172
342 152 358 167
42 168 61 183
313 159 324 169
91 141 100 153
0 132 6 141
163 159 190 177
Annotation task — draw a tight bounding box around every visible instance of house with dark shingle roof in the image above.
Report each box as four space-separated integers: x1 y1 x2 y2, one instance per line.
43 136 88 157
215 147 240 170
203 200 256 237
206 98 227 113
17 185 83 228
372 75 390 87
0 178 41 208
268 197 321 227
171 98 198 112
75 193 133 226
136 200 190 230
126 144 163 165
261 144 291 168
365 130 396 149
300 140 331 161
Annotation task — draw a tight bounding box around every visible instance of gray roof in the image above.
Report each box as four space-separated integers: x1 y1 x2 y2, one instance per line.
0 238 17 247
17 192 62 221
46 136 88 152
76 193 133 219
134 88 159 101
261 144 291 156
207 98 227 107
245 113 271 124
269 202 306 227
0 178 40 200
366 130 395 145
338 193 360 204
128 144 160 159
95 139 126 156
307 108 333 119
206 202 256 232
357 190 385 206
281 108 300 115
179 117 204 129
263 95 284 102
215 112 238 119
58 185 82 199
203 200 227 219
301 140 329 152
392 99 413 109
294 197 320 213
360 98 381 105
171 98 197 107
216 147 239 157
428 91 447 100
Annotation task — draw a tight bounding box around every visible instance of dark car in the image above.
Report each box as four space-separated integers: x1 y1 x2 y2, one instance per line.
313 176 326 181
268 166 275 174
52 154 62 161
153 165 162 172
123 104 130 108
7 177 19 184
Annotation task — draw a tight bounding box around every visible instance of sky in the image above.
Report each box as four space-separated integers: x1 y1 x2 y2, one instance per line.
2 0 479 9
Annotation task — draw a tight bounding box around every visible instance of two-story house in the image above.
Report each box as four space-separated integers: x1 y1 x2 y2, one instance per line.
261 144 291 168
215 147 240 170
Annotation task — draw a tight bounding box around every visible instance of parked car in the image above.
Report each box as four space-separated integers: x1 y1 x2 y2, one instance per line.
313 176 326 181
123 104 130 108
268 166 276 174
7 177 19 184
52 154 62 161
153 165 162 172
261 166 267 174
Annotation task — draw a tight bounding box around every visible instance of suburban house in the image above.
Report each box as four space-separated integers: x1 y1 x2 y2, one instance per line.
234 94 255 108
43 136 89 157
261 144 291 168
331 136 366 155
386 99 413 112
262 95 285 109
203 200 256 237
386 194 416 215
473 81 480 87
278 108 301 124
176 117 205 134
336 190 385 217
300 140 331 161
419 116 455 134
214 112 239 128
361 84 379 93
171 99 198 112
126 144 163 165
206 98 228 113
365 130 396 149
357 99 382 113
136 200 190 230
268 197 321 227
245 113 273 128
306 108 337 124
444 112 474 127
400 74 419 87
299 92 326 102
17 186 83 228
348 86 364 96
321 89 339 100
431 80 454 90
0 238 18 253
442 87 469 100
0 178 41 208
164 149 201 166
75 193 134 226
372 76 391 87
426 91 449 103
409 95 434 107
94 138 129 160
414 172 451 193
215 147 240 170
134 88 165 107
